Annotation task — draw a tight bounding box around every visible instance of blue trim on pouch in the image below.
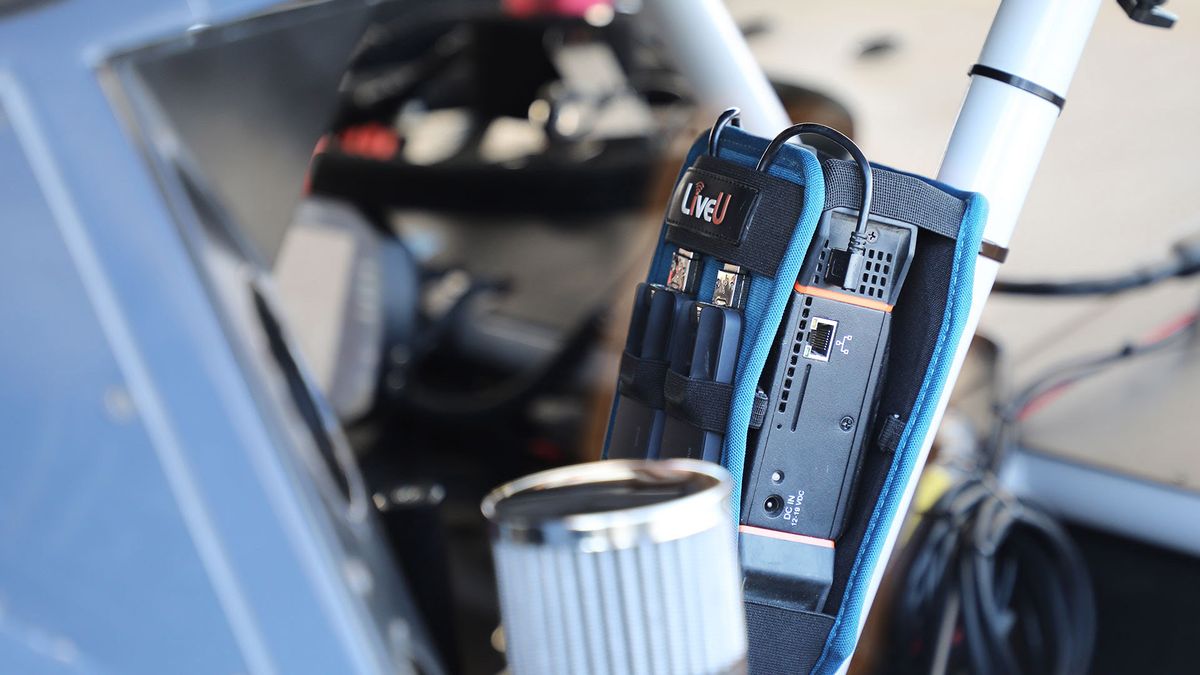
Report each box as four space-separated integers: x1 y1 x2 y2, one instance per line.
811 192 989 674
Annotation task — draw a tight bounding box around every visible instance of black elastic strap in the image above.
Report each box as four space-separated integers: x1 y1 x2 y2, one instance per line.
746 602 834 675
658 370 766 433
663 369 732 434
876 413 906 454
617 351 669 409
823 158 1009 263
969 64 1066 111
822 160 965 241
666 155 806 279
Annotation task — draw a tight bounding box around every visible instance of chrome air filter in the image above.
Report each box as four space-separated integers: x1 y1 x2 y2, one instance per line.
482 459 746 675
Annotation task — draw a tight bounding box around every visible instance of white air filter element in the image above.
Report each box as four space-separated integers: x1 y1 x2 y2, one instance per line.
483 460 746 675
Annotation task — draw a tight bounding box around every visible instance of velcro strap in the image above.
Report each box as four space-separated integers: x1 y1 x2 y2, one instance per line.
665 155 806 279
746 602 833 675
617 351 669 409
663 369 733 434
876 413 906 454
749 389 769 430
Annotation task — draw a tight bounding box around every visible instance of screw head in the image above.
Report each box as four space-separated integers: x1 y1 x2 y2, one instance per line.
839 415 855 431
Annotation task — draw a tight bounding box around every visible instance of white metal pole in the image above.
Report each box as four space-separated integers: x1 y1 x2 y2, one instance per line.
643 0 790 136
845 0 1104 666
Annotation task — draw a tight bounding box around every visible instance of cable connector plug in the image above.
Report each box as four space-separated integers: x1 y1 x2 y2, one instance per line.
839 231 871 292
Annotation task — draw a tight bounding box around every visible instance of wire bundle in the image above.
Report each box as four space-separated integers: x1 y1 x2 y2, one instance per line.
986 307 1200 468
891 302 1200 675
893 477 1095 675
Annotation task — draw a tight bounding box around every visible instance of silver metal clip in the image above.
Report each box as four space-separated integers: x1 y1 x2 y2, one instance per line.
712 263 748 310
666 248 699 295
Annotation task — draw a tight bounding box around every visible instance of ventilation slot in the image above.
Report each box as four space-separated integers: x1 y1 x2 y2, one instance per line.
857 247 891 300
777 317 809 415
814 240 831 285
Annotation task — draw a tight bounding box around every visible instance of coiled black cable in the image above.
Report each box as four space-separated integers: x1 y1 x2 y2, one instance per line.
894 302 1200 674
893 477 1096 675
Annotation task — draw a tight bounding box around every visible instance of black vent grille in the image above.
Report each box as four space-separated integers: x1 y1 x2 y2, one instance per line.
857 248 894 300
814 243 829 285
777 296 814 416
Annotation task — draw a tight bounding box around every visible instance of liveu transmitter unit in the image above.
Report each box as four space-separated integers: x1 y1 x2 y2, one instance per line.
739 207 916 612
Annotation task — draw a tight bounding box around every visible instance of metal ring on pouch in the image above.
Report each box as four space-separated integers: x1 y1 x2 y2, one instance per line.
482 459 732 553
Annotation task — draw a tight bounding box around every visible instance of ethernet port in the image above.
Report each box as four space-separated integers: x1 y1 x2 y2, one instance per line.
803 318 837 362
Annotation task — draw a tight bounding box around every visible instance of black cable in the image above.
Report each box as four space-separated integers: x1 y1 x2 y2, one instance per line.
756 122 873 291
893 476 1096 675
707 107 741 156
993 231 1200 296
993 260 1182 296
894 301 1200 675
756 123 872 240
896 305 1199 672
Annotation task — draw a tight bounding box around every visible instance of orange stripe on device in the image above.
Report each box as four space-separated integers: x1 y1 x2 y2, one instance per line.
739 525 836 549
794 284 894 313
